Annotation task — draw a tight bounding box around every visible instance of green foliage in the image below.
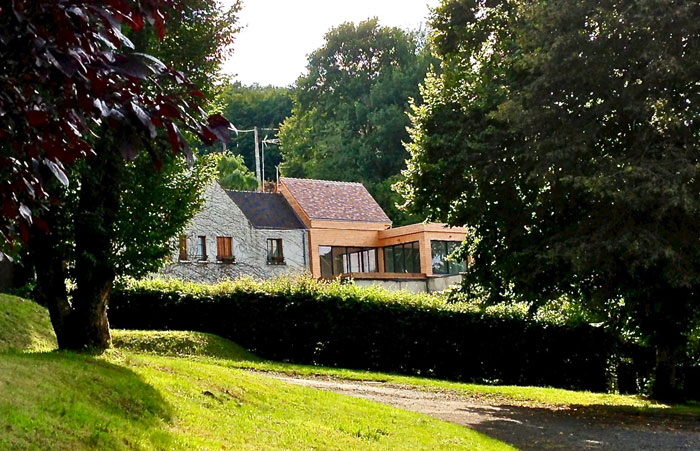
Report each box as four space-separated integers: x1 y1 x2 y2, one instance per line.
110 276 614 391
138 0 242 98
216 152 258 191
399 0 700 398
280 19 434 224
211 83 293 180
114 153 220 278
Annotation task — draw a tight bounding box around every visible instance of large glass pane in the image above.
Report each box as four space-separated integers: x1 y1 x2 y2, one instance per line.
346 247 362 273
431 241 448 274
447 241 466 274
366 249 377 272
406 243 421 273
394 245 406 272
384 247 394 272
332 247 346 275
319 246 333 278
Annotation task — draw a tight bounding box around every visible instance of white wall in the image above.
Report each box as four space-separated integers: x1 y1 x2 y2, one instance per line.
353 274 464 293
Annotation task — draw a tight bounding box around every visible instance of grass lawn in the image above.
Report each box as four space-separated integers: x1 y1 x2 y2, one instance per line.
2 293 698 449
0 294 509 450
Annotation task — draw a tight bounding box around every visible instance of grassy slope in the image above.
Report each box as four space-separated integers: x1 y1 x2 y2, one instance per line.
0 294 57 352
0 295 509 450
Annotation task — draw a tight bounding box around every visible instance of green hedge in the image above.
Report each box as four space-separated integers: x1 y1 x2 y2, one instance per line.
109 277 612 391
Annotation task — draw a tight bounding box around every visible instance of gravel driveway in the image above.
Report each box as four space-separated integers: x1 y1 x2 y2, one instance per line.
267 374 700 450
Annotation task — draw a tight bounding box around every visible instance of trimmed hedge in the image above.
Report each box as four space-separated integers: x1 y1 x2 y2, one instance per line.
110 277 613 391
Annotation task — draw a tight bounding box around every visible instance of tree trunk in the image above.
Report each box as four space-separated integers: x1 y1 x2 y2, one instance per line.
70 144 123 350
652 342 683 402
28 219 73 349
28 138 123 351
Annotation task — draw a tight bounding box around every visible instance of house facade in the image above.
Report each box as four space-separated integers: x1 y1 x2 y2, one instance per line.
278 178 468 292
161 182 309 283
163 178 467 292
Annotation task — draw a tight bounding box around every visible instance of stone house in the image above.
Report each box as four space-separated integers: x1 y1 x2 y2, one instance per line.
161 182 308 283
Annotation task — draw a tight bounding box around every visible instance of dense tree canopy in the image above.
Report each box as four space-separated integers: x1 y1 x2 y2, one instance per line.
0 0 237 350
280 19 434 224
0 0 230 251
214 83 292 182
399 0 700 399
217 152 258 191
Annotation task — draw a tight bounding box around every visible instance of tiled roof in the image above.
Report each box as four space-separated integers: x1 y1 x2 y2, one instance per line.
227 191 306 230
280 177 391 224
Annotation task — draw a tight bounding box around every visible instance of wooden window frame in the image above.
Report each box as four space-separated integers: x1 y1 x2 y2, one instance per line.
267 238 285 265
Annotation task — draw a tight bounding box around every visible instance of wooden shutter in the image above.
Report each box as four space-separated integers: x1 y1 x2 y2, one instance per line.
179 235 187 261
217 237 233 260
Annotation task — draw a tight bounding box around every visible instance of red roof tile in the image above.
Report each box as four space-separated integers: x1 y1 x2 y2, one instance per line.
280 177 391 224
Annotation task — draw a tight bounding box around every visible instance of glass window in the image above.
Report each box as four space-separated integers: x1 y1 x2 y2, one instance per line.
431 241 464 275
332 246 346 276
384 246 394 272
196 236 207 260
319 246 379 277
267 239 284 264
407 242 421 273
383 242 421 273
319 246 333 278
365 249 377 273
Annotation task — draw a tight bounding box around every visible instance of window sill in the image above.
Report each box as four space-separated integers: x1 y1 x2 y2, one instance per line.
267 260 286 266
216 258 236 264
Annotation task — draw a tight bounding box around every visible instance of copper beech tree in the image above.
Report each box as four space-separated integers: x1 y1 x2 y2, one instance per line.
0 0 230 349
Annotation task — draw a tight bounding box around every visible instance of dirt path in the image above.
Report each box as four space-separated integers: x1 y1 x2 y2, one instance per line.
265 373 700 450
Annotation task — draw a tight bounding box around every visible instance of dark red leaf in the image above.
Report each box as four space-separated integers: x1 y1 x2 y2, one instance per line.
27 110 48 127
128 10 144 31
131 102 156 138
207 114 231 145
112 54 153 79
199 126 218 146
45 160 69 187
18 223 29 245
154 11 165 40
33 216 50 234
19 203 32 225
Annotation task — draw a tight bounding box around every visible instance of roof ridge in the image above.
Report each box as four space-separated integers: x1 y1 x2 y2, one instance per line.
226 189 281 195
280 177 364 186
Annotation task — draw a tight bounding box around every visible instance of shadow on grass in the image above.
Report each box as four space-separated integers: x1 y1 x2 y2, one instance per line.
0 351 174 450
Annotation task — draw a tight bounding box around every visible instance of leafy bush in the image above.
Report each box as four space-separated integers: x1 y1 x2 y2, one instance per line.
110 276 613 391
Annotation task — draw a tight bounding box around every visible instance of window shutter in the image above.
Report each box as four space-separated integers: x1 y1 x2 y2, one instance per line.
217 237 224 260
179 235 187 261
217 237 233 260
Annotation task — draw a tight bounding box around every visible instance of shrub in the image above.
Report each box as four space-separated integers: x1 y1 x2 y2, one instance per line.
110 276 613 391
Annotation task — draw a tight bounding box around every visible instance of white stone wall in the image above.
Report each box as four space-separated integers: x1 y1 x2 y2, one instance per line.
353 274 464 293
160 183 309 283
